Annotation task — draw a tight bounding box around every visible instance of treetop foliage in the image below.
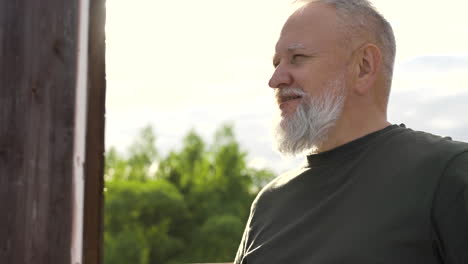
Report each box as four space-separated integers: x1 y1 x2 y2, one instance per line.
104 123 275 264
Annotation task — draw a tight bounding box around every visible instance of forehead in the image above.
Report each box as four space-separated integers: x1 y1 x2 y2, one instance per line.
275 3 342 53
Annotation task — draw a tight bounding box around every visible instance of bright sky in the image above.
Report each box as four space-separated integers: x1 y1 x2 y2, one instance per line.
105 0 468 173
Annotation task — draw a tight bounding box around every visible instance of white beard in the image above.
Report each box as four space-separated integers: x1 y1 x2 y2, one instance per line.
273 74 347 156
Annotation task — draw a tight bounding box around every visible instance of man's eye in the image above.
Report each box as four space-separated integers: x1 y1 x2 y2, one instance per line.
291 54 307 63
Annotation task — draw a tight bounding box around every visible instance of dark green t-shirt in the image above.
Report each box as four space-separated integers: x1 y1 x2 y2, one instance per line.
234 124 468 264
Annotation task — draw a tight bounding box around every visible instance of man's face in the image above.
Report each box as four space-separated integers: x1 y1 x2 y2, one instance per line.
269 4 351 155
269 3 349 117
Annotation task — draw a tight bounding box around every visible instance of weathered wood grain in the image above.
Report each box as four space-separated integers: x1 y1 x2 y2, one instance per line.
0 0 106 263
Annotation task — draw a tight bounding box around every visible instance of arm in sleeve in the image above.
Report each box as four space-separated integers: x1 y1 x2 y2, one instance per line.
234 219 250 264
432 151 468 264
234 192 262 264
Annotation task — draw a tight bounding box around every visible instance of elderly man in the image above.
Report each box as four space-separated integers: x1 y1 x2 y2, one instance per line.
234 0 468 263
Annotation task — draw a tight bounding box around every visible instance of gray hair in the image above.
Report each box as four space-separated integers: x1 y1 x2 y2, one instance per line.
297 0 396 93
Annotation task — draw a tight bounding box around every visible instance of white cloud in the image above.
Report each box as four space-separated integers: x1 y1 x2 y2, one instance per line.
392 56 468 100
429 119 460 130
248 157 268 170
389 89 468 143
398 56 468 72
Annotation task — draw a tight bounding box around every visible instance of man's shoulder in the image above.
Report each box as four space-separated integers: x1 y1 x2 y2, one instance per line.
266 165 308 190
387 125 468 157
250 164 309 210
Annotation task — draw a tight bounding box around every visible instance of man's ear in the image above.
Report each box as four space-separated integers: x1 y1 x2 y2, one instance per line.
352 44 382 95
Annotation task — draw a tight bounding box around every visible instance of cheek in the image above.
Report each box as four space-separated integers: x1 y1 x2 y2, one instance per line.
302 68 344 96
300 77 329 97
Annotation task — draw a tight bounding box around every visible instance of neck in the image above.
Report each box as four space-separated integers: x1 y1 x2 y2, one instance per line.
315 114 391 153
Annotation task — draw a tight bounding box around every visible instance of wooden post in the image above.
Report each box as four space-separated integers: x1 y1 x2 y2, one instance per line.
82 0 106 263
0 0 106 263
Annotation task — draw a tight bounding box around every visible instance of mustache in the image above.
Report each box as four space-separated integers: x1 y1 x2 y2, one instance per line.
275 88 307 104
275 88 306 98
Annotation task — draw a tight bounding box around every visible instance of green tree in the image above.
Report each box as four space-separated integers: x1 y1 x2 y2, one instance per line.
104 123 275 264
105 125 158 182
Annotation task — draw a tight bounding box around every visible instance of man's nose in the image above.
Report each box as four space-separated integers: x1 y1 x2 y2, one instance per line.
268 65 292 89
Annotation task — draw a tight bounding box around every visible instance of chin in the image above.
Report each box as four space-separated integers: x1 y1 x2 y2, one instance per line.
280 111 294 121
279 110 297 128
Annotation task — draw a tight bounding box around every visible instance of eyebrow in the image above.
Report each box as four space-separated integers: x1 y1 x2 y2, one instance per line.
272 44 305 62
287 43 306 51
